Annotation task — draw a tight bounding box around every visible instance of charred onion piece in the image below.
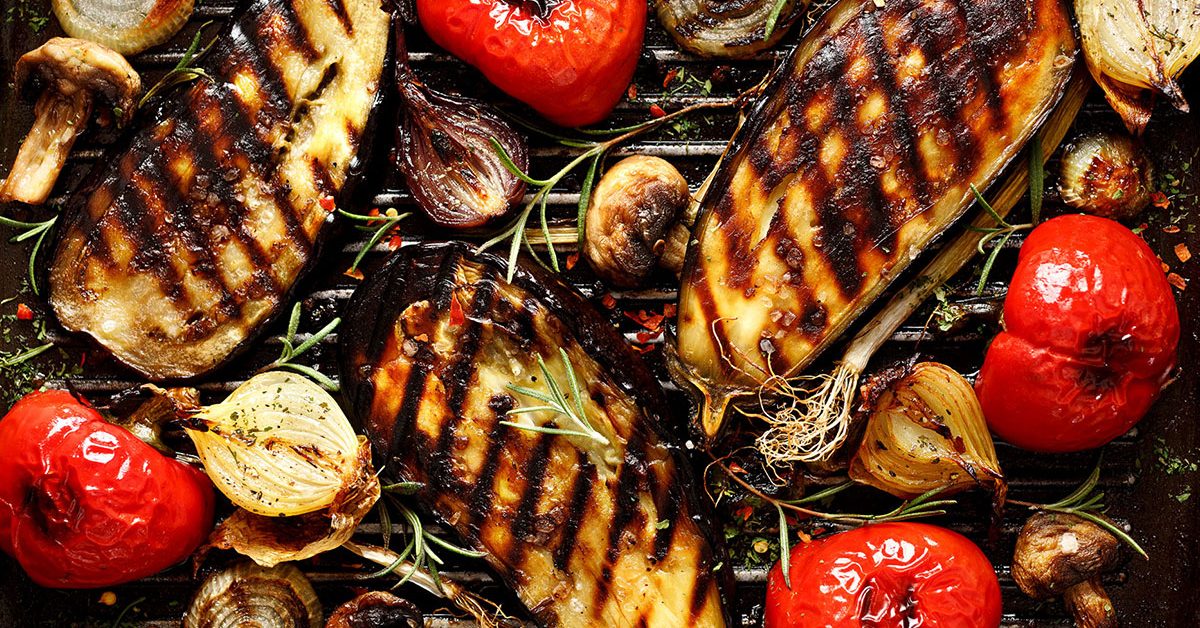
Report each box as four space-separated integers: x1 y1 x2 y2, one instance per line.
584 155 691 287
1058 131 1154 220
655 0 805 59
53 0 193 56
185 562 322 628
394 33 527 229
1013 511 1124 628
0 38 139 206
326 592 422 628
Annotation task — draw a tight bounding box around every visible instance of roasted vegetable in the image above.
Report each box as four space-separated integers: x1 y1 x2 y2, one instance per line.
671 0 1077 443
1013 512 1125 628
584 155 691 288
849 362 1003 499
53 0 193 56
1058 130 1154 219
976 215 1179 452
0 390 214 588
184 562 322 628
765 523 1002 627
49 0 390 380
655 0 804 59
1076 0 1200 134
341 242 726 627
0 38 140 206
326 592 422 628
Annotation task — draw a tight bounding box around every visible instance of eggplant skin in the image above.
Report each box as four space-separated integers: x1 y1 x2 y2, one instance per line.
672 0 1077 440
49 0 390 380
341 242 727 628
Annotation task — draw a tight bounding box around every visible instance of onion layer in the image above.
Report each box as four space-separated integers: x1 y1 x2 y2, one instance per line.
655 0 805 59
1076 0 1200 134
1058 131 1154 220
850 362 1004 499
186 371 362 517
53 0 193 56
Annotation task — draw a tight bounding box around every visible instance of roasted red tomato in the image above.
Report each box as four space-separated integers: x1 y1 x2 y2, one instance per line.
976 214 1179 452
0 390 215 588
765 523 1002 627
416 0 646 127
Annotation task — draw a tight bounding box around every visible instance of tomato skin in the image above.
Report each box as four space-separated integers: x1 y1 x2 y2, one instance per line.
765 523 1002 628
417 0 646 127
0 390 215 588
976 214 1179 452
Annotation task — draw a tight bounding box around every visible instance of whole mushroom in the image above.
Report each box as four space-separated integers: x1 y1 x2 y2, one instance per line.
325 592 422 628
0 38 140 205
584 155 692 288
1012 511 1125 628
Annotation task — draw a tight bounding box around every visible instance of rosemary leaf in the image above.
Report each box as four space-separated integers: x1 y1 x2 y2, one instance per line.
1029 133 1044 225
776 503 792 588
765 0 791 39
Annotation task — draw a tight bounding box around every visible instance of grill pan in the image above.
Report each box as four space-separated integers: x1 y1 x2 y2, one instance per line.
0 1 1197 625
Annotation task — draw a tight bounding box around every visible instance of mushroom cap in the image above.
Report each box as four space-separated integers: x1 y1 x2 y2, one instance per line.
1011 511 1124 599
14 37 141 124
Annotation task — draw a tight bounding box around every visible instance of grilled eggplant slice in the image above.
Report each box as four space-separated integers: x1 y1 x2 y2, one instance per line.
49 0 390 379
341 242 726 628
672 0 1077 441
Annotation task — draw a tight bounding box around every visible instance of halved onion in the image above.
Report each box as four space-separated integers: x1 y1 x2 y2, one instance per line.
53 0 193 56
849 362 1004 499
655 0 805 59
1076 0 1200 134
186 371 363 517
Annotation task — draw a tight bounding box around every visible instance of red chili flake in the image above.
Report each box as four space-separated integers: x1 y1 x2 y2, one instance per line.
632 344 655 355
449 293 465 326
1162 262 1171 274
1168 272 1188 291
565 252 579 270
15 303 34 320
795 528 813 544
601 293 617 309
627 84 638 100
662 68 680 88
368 208 382 218
1164 225 1182 234
387 235 403 251
79 352 88 368
728 462 746 475
626 309 667 332
733 505 754 521
344 268 364 280
635 330 661 344
319 196 336 212
663 303 678 318
649 104 667 118
1151 191 1171 209
1176 243 1192 263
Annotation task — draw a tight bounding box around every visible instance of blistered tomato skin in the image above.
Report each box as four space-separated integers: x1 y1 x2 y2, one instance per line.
416 0 646 127
765 523 1002 627
976 214 1179 452
0 390 215 588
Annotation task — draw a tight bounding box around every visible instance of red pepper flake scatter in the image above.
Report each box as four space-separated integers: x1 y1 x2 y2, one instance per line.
663 68 679 88
565 252 579 270
1175 244 1192 263
649 104 667 118
1151 191 1170 209
387 235 403 251
344 268 364 281
319 195 336 212
627 84 638 100
601 293 617 309
449 293 465 326
15 303 34 320
663 303 678 318
733 505 754 521
1163 225 1181 234
625 309 667 332
1168 273 1188 291
632 344 655 355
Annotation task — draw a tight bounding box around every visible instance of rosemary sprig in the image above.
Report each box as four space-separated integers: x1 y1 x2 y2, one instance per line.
1009 464 1147 559
138 24 217 108
259 301 341 391
337 207 411 276
374 494 487 589
501 348 610 447
1029 132 1044 225
0 214 57 296
485 98 739 282
967 183 1031 295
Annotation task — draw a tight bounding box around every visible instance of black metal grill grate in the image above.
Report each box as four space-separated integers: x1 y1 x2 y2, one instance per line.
5 1 1199 626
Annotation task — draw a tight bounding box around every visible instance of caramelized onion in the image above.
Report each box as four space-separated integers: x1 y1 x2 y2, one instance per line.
655 0 805 59
1058 131 1154 220
394 33 527 229
849 362 1004 499
53 0 193 56
1076 0 1200 134
185 563 321 628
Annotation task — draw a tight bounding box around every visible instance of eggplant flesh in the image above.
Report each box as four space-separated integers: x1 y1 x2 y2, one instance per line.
672 0 1077 441
49 0 390 380
341 242 726 628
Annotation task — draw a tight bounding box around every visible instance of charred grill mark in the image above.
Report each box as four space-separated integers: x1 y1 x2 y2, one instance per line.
652 478 681 564
466 411 511 525
595 438 648 615
277 0 322 61
553 450 596 571
121 168 185 303
913 1 984 174
690 563 715 620
956 0 1008 124
324 0 354 33
507 434 554 568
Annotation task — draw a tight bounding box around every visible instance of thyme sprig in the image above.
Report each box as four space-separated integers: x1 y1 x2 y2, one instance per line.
1009 463 1147 559
139 24 217 109
501 348 610 447
485 97 740 282
260 301 340 391
0 341 53 368
0 213 56 296
967 184 1031 295
337 207 411 276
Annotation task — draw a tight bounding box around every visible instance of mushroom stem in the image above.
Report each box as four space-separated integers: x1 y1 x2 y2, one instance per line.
0 89 94 205
1063 578 1118 628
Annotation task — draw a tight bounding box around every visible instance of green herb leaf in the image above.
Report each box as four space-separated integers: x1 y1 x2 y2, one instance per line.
1029 133 1044 225
776 503 792 588
765 0 791 39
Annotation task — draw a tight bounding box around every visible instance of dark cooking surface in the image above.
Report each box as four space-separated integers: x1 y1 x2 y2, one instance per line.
0 1 1197 626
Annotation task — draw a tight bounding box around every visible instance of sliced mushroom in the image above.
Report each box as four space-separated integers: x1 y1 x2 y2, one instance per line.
0 38 140 205
584 155 691 288
325 592 422 628
1012 511 1124 627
